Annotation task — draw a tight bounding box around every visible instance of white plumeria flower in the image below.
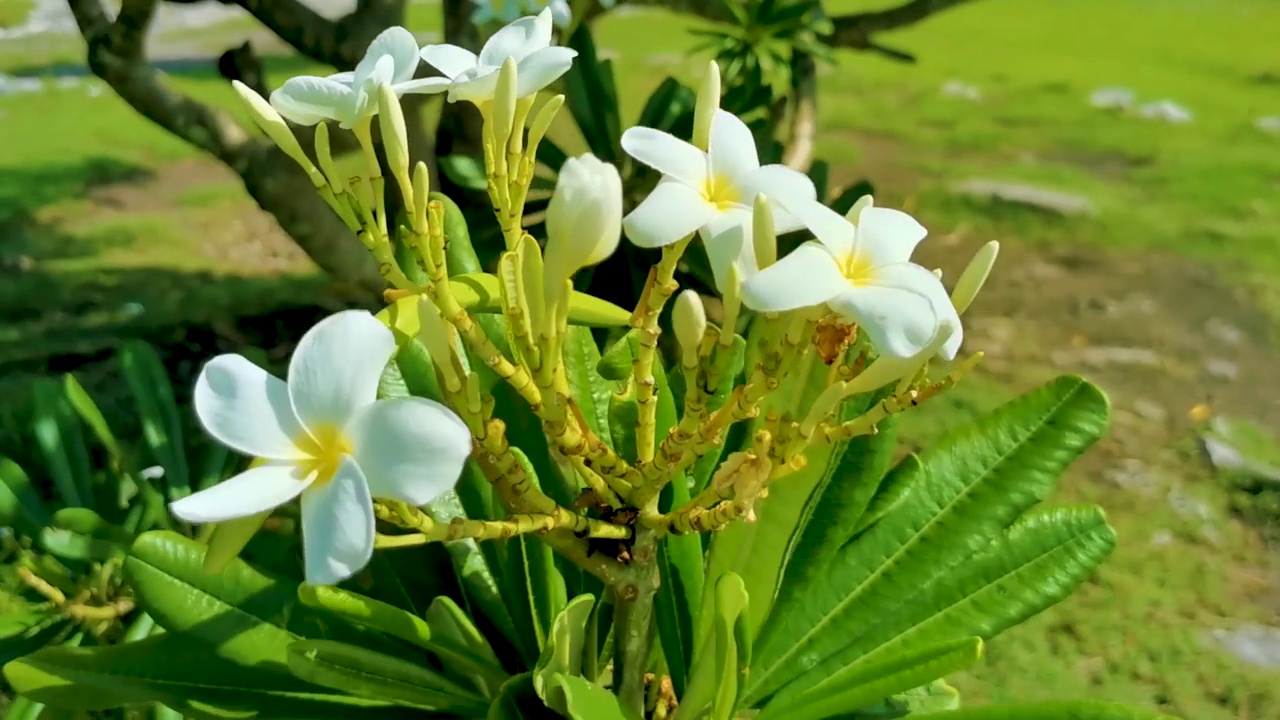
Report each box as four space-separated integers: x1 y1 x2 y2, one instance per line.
417 9 577 105
741 199 962 360
170 310 473 586
620 109 816 287
270 27 436 128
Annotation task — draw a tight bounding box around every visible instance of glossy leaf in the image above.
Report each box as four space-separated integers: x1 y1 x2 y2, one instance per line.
119 341 190 502
3 633 402 717
31 377 91 509
299 584 507 693
426 595 509 696
486 673 542 720
123 530 302 669
433 191 484 275
757 637 982 720
749 376 1112 703
849 679 961 717
62 374 123 468
712 573 751 720
439 153 487 191
561 326 618 449
0 456 49 537
286 639 487 713
544 673 637 720
533 594 594 689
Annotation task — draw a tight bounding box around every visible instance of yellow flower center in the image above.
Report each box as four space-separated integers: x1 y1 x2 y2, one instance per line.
295 423 353 487
701 174 741 211
840 251 877 287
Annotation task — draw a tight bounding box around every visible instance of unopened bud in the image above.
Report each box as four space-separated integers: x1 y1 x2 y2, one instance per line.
543 154 623 311
313 122 345 194
527 94 565 158
672 290 707 369
376 84 412 190
232 81 324 187
752 193 777 270
412 161 430 236
951 241 999 315
693 60 721 151
516 236 546 339
491 57 520 170
847 322 957 397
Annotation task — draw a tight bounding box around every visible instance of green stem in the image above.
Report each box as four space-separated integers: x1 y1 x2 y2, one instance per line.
613 527 661 715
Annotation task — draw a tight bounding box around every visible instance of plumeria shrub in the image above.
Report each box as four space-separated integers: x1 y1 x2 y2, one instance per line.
4 12 1177 720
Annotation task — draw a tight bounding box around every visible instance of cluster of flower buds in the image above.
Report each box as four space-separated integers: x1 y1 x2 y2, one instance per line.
175 8 1001 585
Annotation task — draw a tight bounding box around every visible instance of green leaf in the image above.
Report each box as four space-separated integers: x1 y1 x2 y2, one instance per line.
4 633 402 717
636 76 696 138
286 639 487 713
439 154 488 191
0 456 49 537
767 414 900 638
31 377 92 508
533 594 594 691
299 585 508 693
123 530 303 670
561 326 618 449
432 191 484 275
749 376 1112 703
757 636 982 720
563 24 622 162
688 335 747 496
1 694 43 720
38 526 123 563
426 595 510 696
910 701 1180 719
62 373 123 469
712 573 751 720
544 672 637 720
486 673 543 720
848 679 961 718
119 341 190 502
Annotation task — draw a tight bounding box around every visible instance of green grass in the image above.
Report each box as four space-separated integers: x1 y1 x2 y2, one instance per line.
0 0 32 29
2 2 1278 718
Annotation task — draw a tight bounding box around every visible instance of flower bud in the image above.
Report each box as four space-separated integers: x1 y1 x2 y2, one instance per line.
542 154 623 309
376 83 412 189
491 57 520 169
752 193 777 271
693 60 721 152
672 290 707 369
412 161 430 235
951 241 999 315
417 298 462 392
232 80 325 188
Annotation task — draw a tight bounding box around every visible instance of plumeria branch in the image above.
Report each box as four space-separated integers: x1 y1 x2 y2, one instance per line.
374 500 632 544
230 0 405 70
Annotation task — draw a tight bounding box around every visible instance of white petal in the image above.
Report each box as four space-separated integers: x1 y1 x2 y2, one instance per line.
419 44 478 79
479 9 553 67
170 463 308 524
829 262 952 359
270 76 352 126
708 110 759 181
349 398 473 506
194 355 305 459
853 207 929 267
621 127 708 187
326 71 355 84
394 77 453 95
740 241 848 312
287 310 396 431
786 200 855 257
739 165 818 215
702 217 758 293
515 47 577 97
623 181 716 248
301 457 374 586
447 67 500 104
356 26 420 85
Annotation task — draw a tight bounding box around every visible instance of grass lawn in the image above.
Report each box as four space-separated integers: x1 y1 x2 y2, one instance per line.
2 1 1279 718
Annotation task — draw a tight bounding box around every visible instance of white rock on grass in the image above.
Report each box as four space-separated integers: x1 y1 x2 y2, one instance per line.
941 80 981 101
1089 86 1135 110
1138 99 1193 124
1256 116 1280 134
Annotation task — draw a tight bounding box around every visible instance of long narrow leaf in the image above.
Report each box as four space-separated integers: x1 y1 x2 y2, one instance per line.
31 378 91 508
119 341 190 502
